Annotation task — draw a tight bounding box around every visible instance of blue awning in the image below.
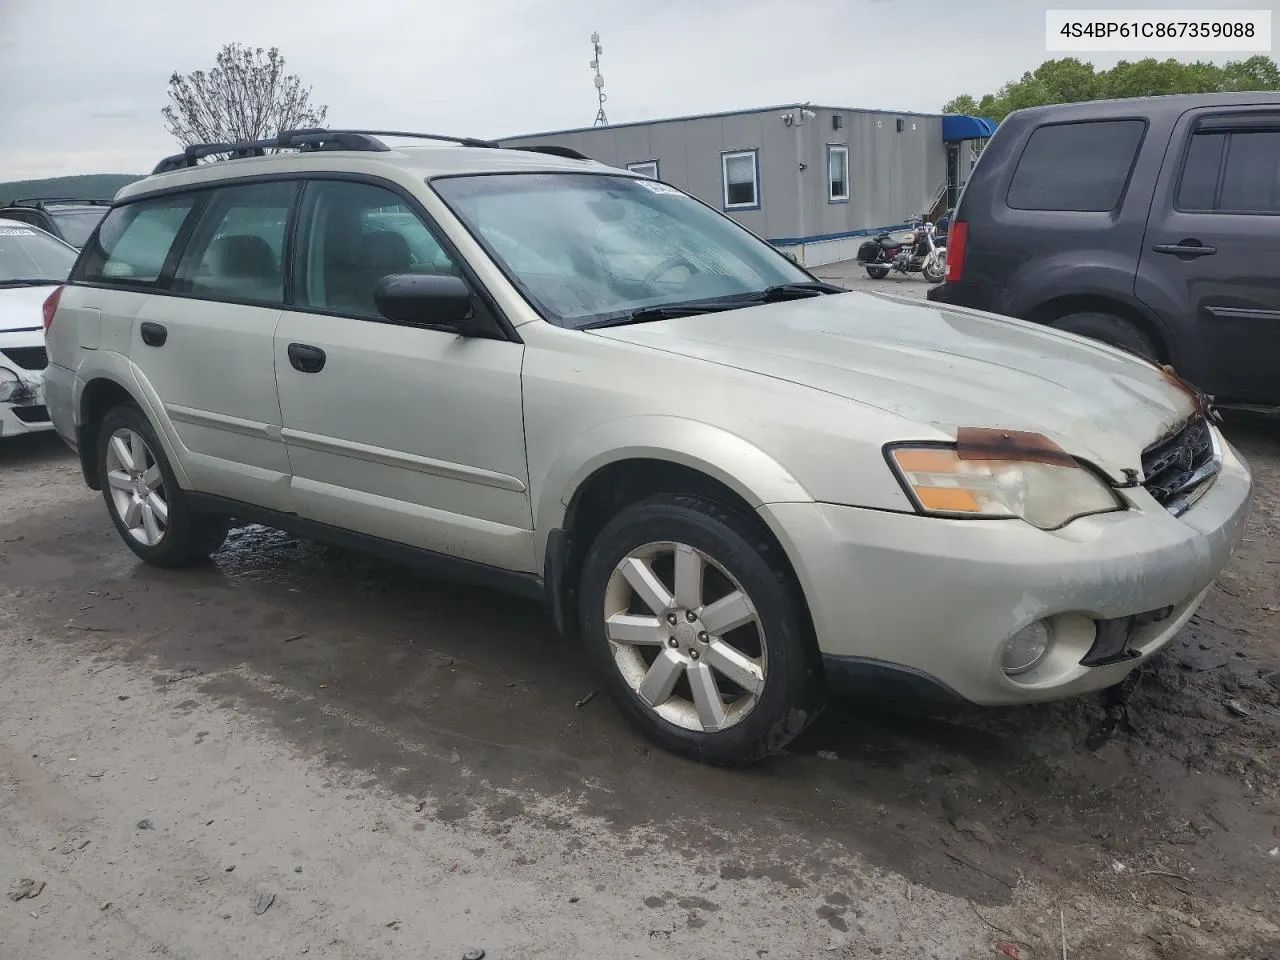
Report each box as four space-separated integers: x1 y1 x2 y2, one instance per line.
943 115 998 141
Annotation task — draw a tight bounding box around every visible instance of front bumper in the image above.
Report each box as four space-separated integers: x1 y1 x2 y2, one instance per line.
0 375 53 438
762 430 1252 705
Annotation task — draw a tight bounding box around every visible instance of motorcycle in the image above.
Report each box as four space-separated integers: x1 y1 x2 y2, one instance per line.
856 215 947 283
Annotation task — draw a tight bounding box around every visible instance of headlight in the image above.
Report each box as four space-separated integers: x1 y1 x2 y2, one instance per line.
0 367 20 403
887 440 1123 530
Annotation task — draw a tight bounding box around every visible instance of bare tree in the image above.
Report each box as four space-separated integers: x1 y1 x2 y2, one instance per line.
162 44 328 147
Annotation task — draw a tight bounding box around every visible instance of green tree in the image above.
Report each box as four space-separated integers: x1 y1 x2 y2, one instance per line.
944 56 1280 121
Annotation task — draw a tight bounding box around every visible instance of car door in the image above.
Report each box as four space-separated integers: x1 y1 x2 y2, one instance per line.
125 181 296 510
274 177 534 573
1137 108 1280 404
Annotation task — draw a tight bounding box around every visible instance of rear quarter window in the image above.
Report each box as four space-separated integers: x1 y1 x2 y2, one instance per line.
1006 119 1147 213
75 195 196 285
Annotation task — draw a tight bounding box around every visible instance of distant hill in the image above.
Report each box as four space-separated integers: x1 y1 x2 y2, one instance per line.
0 174 142 204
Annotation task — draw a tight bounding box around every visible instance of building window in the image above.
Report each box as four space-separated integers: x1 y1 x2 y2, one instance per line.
626 160 659 179
827 145 849 202
722 150 759 210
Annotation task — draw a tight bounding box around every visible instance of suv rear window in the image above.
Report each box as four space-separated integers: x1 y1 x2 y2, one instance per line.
1007 120 1146 212
77 196 195 285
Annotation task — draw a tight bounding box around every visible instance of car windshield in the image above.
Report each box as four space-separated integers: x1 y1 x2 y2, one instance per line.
48 205 109 248
0 224 78 285
431 173 811 328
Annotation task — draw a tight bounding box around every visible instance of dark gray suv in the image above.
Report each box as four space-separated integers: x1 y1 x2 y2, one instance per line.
928 92 1280 407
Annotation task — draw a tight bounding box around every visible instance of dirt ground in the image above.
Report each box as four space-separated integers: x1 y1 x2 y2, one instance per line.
2 407 1278 959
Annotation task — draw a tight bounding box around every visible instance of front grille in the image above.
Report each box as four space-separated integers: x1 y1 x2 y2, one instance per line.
1141 416 1220 516
0 346 47 370
11 404 49 424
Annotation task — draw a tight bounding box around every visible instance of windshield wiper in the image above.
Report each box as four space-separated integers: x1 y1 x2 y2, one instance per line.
581 281 846 330
583 299 749 329
0 278 61 288
753 280 846 300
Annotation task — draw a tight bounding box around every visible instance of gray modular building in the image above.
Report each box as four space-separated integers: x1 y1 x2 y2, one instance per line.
499 104 995 266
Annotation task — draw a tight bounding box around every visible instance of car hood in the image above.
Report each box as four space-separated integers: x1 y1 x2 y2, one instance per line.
0 285 55 334
591 292 1196 482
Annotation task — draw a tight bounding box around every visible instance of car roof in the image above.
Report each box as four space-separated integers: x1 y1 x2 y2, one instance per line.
117 144 622 203
1005 90 1280 125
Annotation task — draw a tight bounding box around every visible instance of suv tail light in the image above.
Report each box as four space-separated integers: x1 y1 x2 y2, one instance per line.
42 286 64 331
945 221 967 283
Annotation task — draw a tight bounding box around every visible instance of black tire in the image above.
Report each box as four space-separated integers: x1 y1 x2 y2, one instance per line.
578 494 823 765
865 265 890 280
1049 311 1158 363
96 404 228 568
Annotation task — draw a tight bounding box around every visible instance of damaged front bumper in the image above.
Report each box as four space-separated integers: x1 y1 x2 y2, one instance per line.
761 428 1253 706
0 372 53 437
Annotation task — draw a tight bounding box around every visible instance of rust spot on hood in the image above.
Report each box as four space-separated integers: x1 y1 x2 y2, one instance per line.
956 427 1077 467
1159 364 1222 424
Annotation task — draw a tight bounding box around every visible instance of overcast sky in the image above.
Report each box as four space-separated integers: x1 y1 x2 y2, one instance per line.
0 0 1275 180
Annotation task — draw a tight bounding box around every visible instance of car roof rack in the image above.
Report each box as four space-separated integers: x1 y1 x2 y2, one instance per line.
9 197 113 207
508 145 592 161
151 128 502 175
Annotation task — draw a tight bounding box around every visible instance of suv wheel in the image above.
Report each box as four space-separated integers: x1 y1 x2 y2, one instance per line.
97 405 228 568
1049 311 1158 364
578 494 822 765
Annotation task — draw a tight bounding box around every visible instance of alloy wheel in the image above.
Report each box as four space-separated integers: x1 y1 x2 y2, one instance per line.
104 427 168 547
603 541 767 733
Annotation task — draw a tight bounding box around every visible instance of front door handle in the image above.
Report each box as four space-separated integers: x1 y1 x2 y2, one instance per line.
1152 239 1217 260
287 343 327 373
139 321 167 347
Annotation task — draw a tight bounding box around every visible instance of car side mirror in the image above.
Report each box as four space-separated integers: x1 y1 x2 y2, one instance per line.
374 273 484 335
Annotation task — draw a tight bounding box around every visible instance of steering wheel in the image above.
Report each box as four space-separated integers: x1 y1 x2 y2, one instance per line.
643 254 700 286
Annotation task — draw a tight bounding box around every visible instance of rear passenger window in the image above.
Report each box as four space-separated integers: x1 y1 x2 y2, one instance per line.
1176 133 1226 210
1177 125 1280 214
1220 131 1280 213
1007 120 1146 212
76 196 195 284
174 181 296 305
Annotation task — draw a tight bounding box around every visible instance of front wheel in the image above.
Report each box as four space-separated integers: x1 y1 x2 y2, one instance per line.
923 251 946 283
865 265 890 280
97 405 228 568
578 495 822 765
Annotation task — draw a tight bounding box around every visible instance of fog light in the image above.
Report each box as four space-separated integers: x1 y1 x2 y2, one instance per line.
1002 620 1051 675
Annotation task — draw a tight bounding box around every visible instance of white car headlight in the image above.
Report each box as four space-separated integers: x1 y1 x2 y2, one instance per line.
0 367 21 403
888 437 1123 531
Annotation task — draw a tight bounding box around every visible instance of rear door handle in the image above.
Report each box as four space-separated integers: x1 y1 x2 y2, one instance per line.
1152 240 1217 259
139 321 167 347
287 342 326 373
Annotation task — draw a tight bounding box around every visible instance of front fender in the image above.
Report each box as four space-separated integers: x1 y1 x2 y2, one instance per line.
532 415 813 561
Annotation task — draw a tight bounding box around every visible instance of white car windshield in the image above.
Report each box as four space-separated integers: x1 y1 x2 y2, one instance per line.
432 173 811 328
0 224 78 286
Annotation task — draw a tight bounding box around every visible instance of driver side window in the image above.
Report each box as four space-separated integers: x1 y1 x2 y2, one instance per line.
294 180 457 319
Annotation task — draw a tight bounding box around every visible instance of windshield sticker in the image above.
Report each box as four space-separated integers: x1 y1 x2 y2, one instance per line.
636 180 683 196
0 228 37 236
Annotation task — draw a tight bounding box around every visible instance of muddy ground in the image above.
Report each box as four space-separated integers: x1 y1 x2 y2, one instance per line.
1 413 1278 960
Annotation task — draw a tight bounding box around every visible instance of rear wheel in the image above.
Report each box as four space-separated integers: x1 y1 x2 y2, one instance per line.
97 405 228 568
1049 311 1158 363
865 265 890 280
578 494 822 765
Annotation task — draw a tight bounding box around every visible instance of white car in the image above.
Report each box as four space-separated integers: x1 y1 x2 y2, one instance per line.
0 219 77 438
41 130 1252 764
